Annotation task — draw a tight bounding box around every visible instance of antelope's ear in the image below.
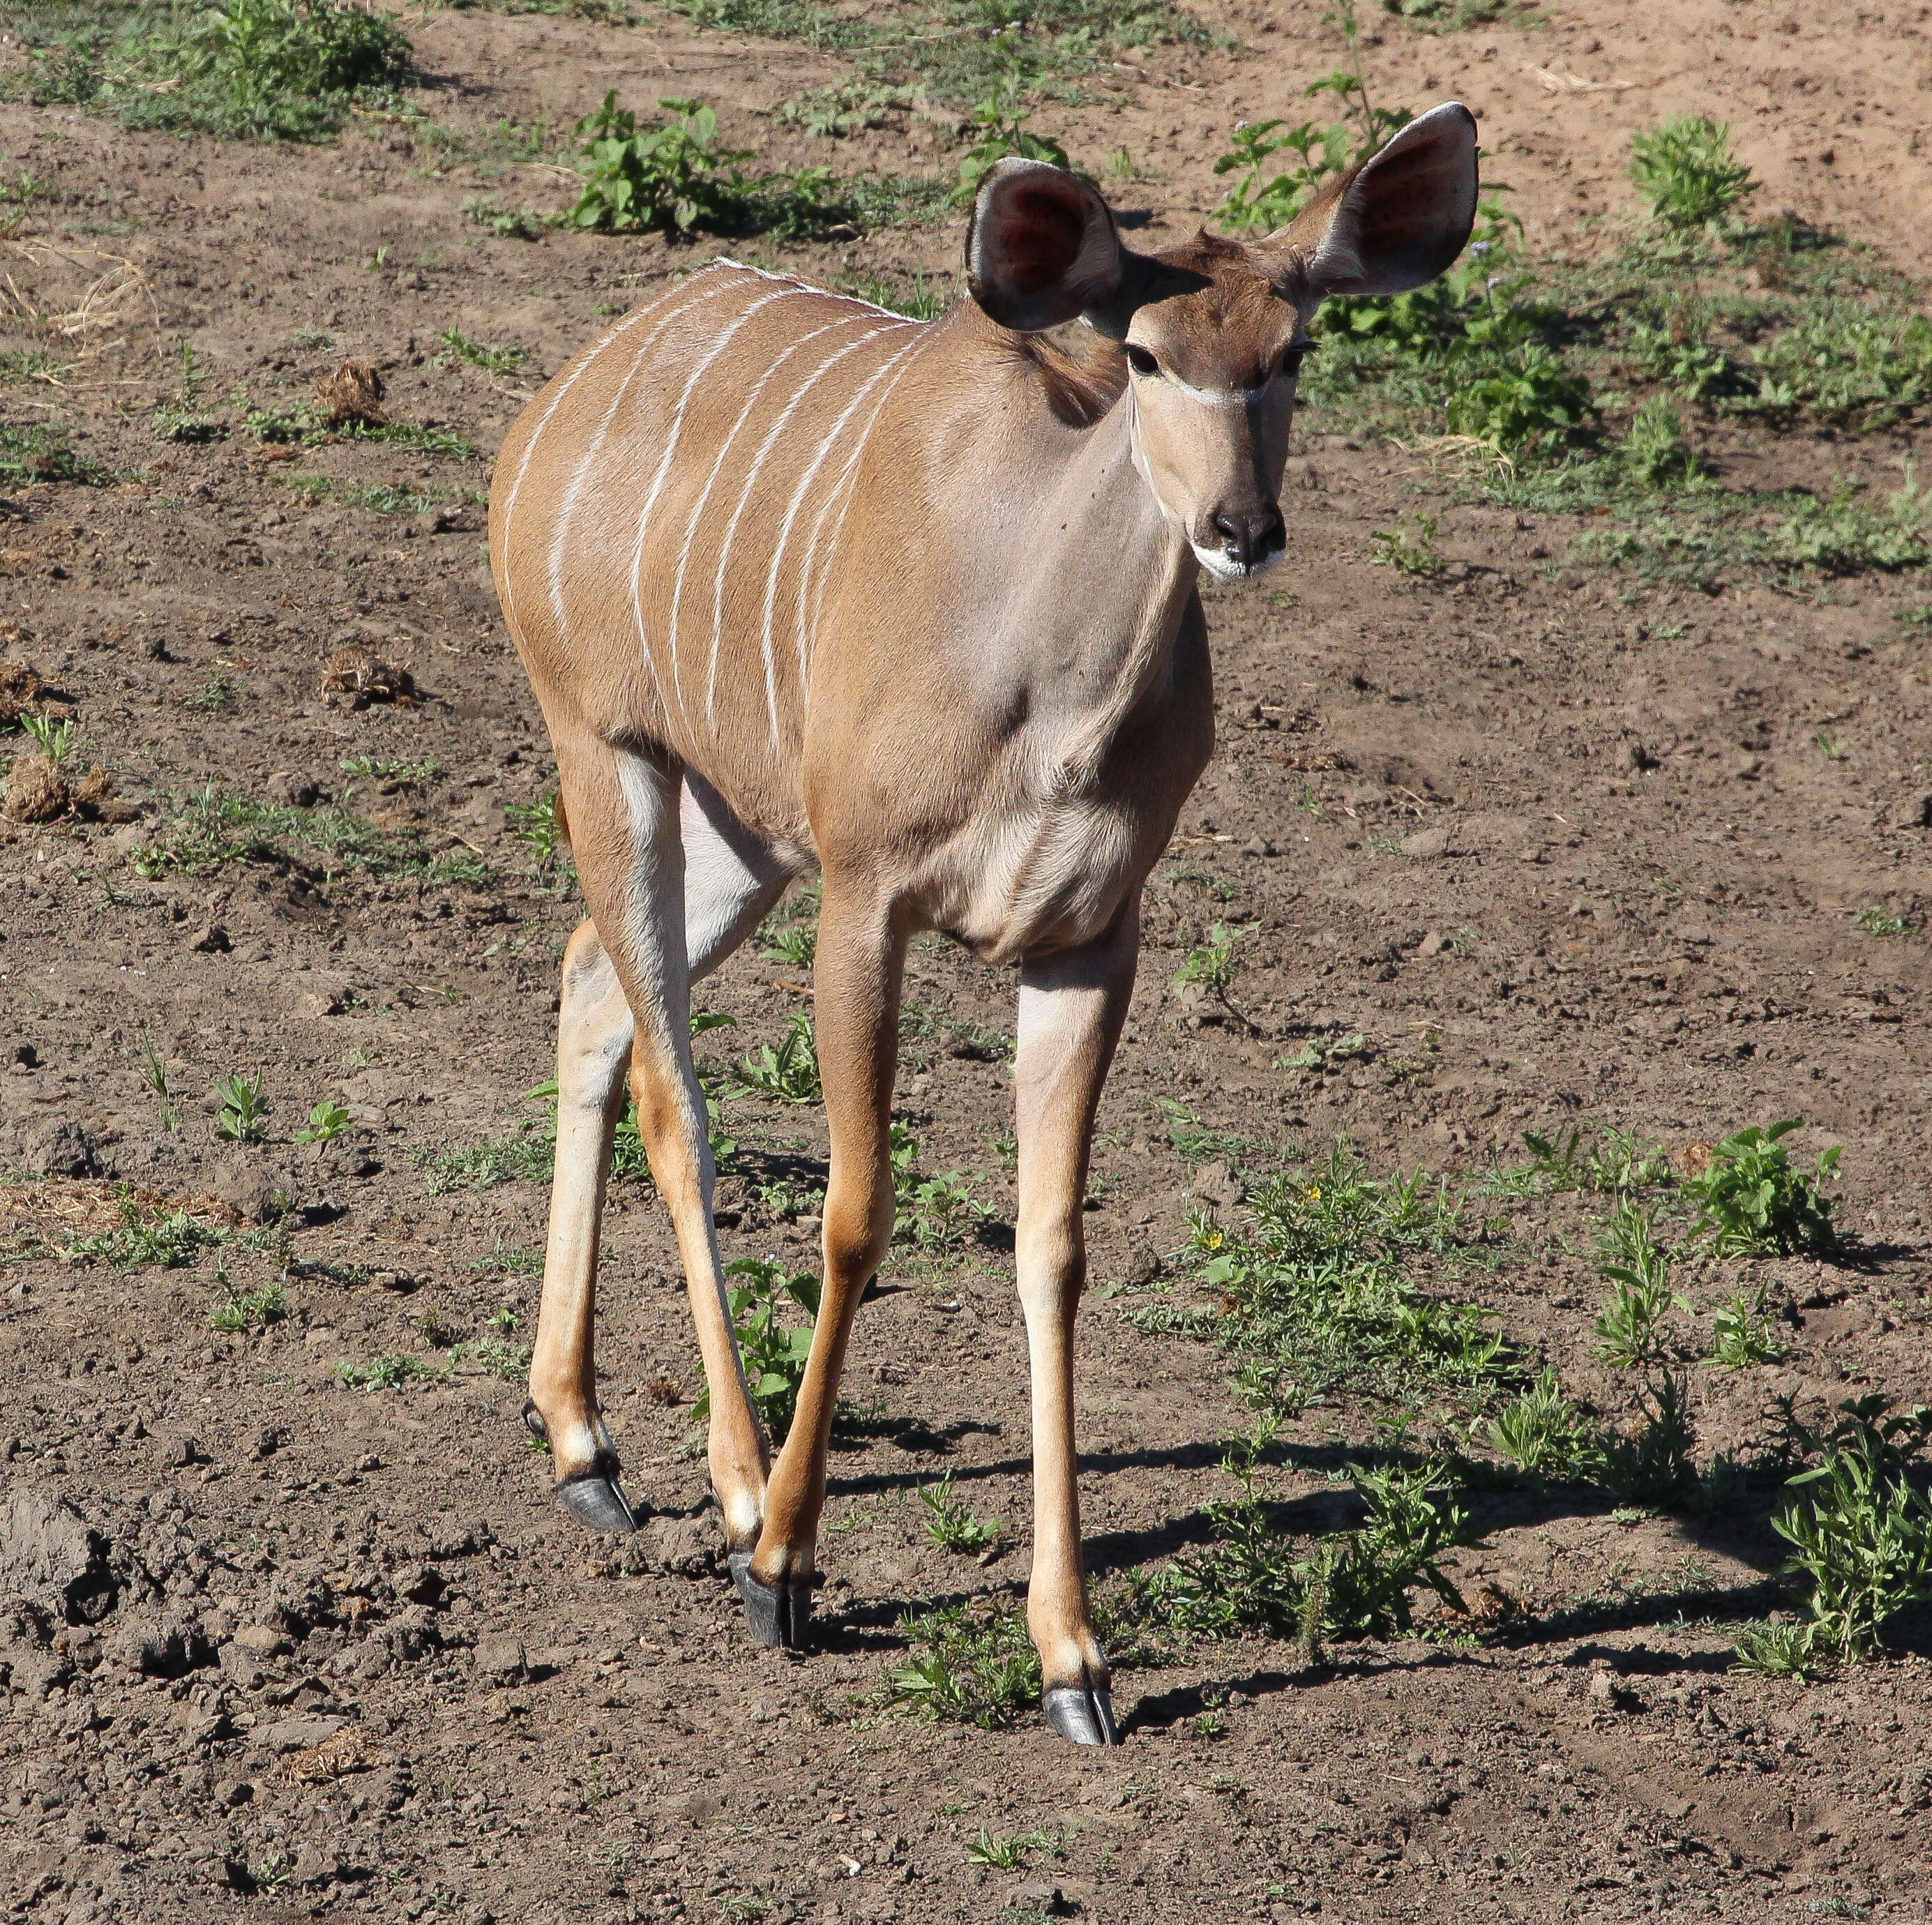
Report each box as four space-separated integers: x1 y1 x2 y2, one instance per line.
1280 102 1479 299
966 159 1123 332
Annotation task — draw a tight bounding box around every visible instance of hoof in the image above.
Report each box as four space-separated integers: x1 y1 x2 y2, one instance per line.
729 1552 813 1649
555 1470 638 1535
525 1402 639 1535
1042 1683 1118 1747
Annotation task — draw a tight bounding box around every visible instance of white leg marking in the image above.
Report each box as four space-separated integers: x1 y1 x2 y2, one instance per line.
709 324 916 749
497 272 701 651
626 289 814 745
664 316 856 732
792 334 928 700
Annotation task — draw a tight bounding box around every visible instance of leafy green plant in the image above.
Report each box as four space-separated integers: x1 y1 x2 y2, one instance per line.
691 1257 820 1443
1682 1119 1840 1259
506 791 568 874
965 1828 1054 1870
1174 920 1248 1021
183 669 237 714
209 1273 287 1332
1709 1282 1783 1369
20 712 77 763
462 193 543 239
1599 1371 1698 1510
758 881 820 969
456 1334 533 1382
883 1600 1039 1729
952 82 1069 207
65 1196 222 1270
1629 116 1756 232
1591 1201 1686 1366
1275 1032 1368 1073
336 1353 437 1390
1732 1619 1820 1682
1621 395 1702 490
214 1071 269 1144
1853 907 1915 937
23 0 416 142
1484 1367 1599 1480
728 1013 822 1103
436 326 527 375
900 1171 986 1253
1773 479 1930 577
1370 514 1444 576
1774 1413 1932 1663
1446 350 1596 459
568 93 755 236
137 1032 181 1131
294 1100 352 1145
916 1470 999 1553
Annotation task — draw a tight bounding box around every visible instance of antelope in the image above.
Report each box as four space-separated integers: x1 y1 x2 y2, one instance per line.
489 103 1478 1746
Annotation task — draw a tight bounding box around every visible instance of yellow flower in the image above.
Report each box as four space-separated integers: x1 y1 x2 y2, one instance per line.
1306 1184 1322 1202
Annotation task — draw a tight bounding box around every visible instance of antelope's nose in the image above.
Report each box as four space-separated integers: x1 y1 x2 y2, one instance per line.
1213 505 1285 572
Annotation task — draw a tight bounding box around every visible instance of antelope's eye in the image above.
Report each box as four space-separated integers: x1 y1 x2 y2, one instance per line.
1279 344 1310 379
1124 343 1159 377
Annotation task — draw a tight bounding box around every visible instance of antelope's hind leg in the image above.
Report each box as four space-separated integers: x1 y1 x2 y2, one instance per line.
525 923 641 1534
527 743 774 1555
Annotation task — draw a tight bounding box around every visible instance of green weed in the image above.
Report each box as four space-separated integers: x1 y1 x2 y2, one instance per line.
294 1100 352 1145
1629 116 1756 232
1682 1119 1839 1260
1732 1619 1820 1682
1484 1367 1599 1480
692 1256 820 1444
917 1471 999 1554
130 783 488 887
1370 513 1444 576
1852 908 1915 937
898 1170 986 1253
20 712 77 763
883 1600 1039 1729
965 1829 1054 1870
435 325 527 375
1620 395 1703 490
1774 1408 1932 1663
0 421 103 486
1173 919 1248 1020
137 1032 181 1131
209 1274 286 1332
19 0 416 142
1599 1372 1698 1510
336 1352 437 1390
1275 1032 1368 1073
1154 1099 1252 1164
65 1195 222 1270
1591 1200 1686 1367
1773 479 1930 577
505 792 570 878
455 1334 532 1381
567 93 753 237
214 1070 269 1144
952 83 1069 207
183 668 237 714
1709 1283 1783 1369
757 881 819 969
729 1013 822 1104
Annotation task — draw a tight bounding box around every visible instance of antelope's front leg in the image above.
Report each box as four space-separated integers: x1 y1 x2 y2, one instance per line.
1014 901 1140 1746
736 885 905 1647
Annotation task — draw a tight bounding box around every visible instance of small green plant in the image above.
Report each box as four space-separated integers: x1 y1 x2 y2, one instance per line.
568 93 755 236
462 193 543 239
336 1353 437 1390
916 1470 999 1553
1174 920 1248 1019
900 1171 985 1253
1709 1282 1784 1369
1484 1368 1599 1480
436 326 527 375
19 711 77 763
883 1600 1040 1729
728 1013 822 1103
1774 1414 1932 1663
1622 395 1702 490
65 1195 222 1270
214 1071 270 1144
1733 1619 1819 1682
692 1257 820 1443
183 669 238 714
209 1273 287 1332
1370 513 1444 577
1599 1372 1700 1511
1775 480 1931 578
137 1032 181 1131
1682 1119 1840 1260
294 1100 352 1145
1629 116 1756 232
458 1335 533 1382
1591 1201 1686 1366
965 1828 1052 1870
1852 907 1914 937
506 791 567 872
1275 1031 1368 1073
952 82 1070 207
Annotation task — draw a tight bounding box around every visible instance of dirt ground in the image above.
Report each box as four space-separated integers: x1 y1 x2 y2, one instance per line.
2 2 1931 1922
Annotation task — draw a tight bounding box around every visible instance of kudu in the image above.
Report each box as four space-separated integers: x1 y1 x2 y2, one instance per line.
488 103 1478 1745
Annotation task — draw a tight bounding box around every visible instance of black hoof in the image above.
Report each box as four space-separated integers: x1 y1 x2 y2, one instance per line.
729 1552 813 1649
526 1403 639 1534
556 1470 638 1534
1042 1682 1117 1746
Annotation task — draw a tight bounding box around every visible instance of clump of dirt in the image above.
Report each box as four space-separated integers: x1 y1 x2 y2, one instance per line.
2 753 130 824
0 657 42 724
319 646 416 707
312 359 386 428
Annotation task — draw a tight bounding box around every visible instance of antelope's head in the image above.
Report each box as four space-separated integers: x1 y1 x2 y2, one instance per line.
965 105 1479 580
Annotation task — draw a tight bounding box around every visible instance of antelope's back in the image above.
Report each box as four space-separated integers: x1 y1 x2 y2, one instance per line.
490 263 930 826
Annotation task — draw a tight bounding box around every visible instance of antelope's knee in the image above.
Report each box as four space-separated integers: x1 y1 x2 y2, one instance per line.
824 1179 891 1280
1016 1222 1086 1313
